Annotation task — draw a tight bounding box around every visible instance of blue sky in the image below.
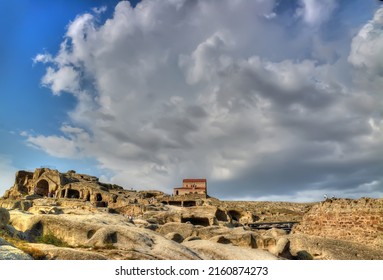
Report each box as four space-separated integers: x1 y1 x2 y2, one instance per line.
1 0 382 201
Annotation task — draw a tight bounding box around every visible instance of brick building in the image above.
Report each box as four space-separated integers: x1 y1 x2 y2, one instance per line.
173 179 207 196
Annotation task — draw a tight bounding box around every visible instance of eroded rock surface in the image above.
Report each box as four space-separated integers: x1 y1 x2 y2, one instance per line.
0 245 33 260
1 168 382 260
184 240 278 260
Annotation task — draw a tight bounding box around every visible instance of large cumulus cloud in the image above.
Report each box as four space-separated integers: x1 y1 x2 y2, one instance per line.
28 0 383 201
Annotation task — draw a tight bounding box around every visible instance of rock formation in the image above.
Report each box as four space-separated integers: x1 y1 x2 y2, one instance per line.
3 168 125 207
0 168 382 260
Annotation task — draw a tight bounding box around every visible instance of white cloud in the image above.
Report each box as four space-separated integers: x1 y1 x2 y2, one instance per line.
92 6 107 15
33 53 53 64
296 0 337 26
26 135 80 158
264 12 276 20
179 31 234 85
29 1 383 199
25 125 90 159
349 7 383 77
41 66 81 95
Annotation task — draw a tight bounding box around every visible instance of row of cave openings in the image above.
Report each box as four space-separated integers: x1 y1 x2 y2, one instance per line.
34 179 108 207
161 200 243 226
162 200 197 207
180 209 242 227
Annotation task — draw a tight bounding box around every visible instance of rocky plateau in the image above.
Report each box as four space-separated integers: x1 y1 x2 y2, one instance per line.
0 168 382 260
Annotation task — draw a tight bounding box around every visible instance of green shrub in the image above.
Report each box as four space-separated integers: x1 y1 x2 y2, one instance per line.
35 232 69 247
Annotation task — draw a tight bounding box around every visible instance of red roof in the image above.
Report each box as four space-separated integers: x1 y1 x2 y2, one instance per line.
174 187 206 190
183 179 206 183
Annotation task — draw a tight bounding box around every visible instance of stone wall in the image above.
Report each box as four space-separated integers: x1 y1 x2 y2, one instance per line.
293 198 383 248
174 188 206 196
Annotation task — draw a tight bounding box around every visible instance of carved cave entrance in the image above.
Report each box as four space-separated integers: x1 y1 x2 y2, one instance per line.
215 209 228 222
96 193 103 201
228 210 241 222
67 189 80 199
95 193 108 207
168 201 182 207
183 201 196 207
181 217 210 227
35 180 49 197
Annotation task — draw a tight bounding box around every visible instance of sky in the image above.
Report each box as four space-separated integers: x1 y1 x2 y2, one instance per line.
1 0 383 202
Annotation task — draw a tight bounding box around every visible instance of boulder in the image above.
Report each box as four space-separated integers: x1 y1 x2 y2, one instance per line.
194 226 233 240
84 225 202 259
8 210 202 260
268 237 291 258
10 213 99 246
209 232 257 248
158 222 195 238
0 245 33 260
256 237 278 251
222 232 257 248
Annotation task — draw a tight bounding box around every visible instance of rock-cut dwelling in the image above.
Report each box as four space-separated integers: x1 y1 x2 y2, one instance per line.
2 168 123 207
173 179 207 197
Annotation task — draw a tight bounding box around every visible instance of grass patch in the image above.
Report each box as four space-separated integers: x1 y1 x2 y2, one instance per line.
35 232 69 247
102 242 116 250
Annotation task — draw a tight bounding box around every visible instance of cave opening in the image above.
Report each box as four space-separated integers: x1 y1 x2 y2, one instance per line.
228 210 241 222
181 217 210 227
183 201 196 207
67 189 80 199
35 180 49 197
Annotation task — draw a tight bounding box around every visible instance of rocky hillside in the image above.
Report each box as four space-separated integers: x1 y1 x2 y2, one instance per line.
0 168 382 260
